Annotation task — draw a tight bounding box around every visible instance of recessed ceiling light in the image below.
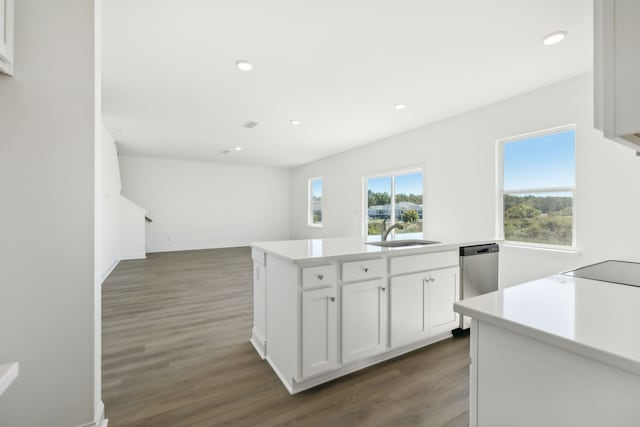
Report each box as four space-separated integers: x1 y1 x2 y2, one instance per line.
235 60 253 71
290 120 301 125
542 31 567 46
234 146 242 151
394 103 406 110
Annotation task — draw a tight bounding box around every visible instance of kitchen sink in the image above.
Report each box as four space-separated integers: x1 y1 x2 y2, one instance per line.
366 239 441 248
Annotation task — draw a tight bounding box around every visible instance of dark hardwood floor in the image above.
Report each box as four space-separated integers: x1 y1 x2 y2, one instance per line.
102 247 470 427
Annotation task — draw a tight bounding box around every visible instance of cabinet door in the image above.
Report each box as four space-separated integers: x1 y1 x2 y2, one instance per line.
252 263 267 356
390 272 428 347
427 267 459 336
342 279 387 364
302 287 338 378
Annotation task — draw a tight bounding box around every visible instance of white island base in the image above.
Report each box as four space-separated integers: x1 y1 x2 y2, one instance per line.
457 275 640 427
250 237 490 394
271 331 453 394
469 320 640 427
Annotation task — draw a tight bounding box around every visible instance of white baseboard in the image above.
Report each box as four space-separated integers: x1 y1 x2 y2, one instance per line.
250 330 266 359
120 252 146 260
77 401 108 427
100 259 120 284
146 242 249 253
273 332 453 394
266 356 294 394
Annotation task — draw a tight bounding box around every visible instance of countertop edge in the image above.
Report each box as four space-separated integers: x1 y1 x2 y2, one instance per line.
454 302 640 376
251 238 496 263
0 362 19 398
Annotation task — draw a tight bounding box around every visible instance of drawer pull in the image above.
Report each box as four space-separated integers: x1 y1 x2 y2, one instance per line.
362 267 369 273
380 287 386 292
329 297 336 302
317 274 324 280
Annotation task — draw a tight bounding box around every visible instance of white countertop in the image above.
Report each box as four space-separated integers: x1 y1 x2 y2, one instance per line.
455 274 640 375
0 362 19 397
251 236 496 262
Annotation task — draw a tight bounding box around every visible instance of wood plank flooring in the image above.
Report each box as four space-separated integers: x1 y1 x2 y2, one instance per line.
102 247 470 427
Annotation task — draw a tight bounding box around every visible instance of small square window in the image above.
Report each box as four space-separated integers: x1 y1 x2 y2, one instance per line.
364 170 423 240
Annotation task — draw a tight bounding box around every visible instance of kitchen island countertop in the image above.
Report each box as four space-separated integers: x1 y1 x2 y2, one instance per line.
251 236 496 263
454 272 640 374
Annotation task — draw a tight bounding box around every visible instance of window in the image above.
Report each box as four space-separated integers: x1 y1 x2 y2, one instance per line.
498 126 576 248
365 169 423 240
308 177 322 227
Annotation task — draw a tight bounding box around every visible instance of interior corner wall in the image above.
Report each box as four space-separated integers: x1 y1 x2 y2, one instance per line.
98 125 123 281
288 74 640 288
0 0 97 426
119 156 290 252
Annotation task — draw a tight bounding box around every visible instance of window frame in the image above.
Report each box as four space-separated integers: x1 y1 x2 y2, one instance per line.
307 176 323 228
496 124 577 251
362 166 424 240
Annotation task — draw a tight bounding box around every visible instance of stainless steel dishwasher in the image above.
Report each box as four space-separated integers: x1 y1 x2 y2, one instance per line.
457 243 499 331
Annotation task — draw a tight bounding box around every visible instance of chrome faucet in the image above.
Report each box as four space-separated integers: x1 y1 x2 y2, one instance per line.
381 218 404 241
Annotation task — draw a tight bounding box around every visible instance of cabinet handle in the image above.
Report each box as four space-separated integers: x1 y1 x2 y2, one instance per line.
329 297 336 302
380 287 386 292
317 274 324 280
362 267 369 273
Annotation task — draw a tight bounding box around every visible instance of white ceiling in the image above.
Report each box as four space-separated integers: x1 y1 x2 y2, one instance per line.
102 0 593 168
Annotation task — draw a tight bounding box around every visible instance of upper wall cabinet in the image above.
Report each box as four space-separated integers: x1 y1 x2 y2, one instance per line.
594 0 640 150
0 0 14 76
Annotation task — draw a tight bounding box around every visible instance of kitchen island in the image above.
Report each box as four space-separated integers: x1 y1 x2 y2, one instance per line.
454 272 640 427
250 236 493 394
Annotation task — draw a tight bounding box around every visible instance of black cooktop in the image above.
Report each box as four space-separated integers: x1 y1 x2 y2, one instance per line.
563 260 640 288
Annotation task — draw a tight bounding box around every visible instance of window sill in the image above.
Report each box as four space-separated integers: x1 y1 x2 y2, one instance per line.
307 224 323 229
500 241 579 256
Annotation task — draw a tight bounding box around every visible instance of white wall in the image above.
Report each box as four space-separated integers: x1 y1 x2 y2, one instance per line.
120 196 146 259
98 126 122 281
99 127 147 267
119 156 290 252
0 0 99 426
289 74 640 288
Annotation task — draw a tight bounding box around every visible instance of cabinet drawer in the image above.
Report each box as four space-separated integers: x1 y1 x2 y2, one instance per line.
342 258 385 282
390 250 458 276
302 265 336 288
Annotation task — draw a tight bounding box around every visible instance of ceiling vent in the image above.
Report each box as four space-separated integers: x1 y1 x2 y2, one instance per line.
242 121 259 129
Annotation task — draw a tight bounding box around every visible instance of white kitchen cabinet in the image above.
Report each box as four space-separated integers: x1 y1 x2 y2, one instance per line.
390 272 428 347
250 249 267 358
342 279 387 363
390 266 459 347
251 239 484 394
0 0 14 75
251 262 267 357
302 264 336 288
302 287 338 378
426 266 459 335
594 0 640 149
342 258 385 282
